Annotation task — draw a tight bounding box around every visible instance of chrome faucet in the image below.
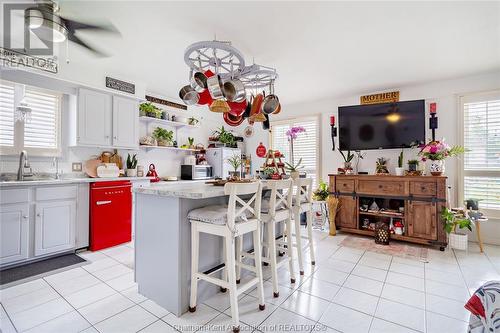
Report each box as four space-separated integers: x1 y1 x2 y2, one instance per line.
53 157 60 180
17 150 33 181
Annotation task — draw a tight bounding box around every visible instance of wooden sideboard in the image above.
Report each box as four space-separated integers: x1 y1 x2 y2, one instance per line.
328 174 447 250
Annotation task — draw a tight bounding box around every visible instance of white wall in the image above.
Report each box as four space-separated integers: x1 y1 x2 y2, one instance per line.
264 71 500 245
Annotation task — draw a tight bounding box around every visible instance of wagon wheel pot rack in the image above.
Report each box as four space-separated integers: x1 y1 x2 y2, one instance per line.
178 39 281 127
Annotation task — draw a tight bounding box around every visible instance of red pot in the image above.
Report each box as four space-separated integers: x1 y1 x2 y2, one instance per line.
223 112 244 127
197 70 215 105
228 100 247 117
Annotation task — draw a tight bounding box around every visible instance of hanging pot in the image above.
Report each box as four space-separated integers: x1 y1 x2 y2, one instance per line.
223 112 244 127
262 114 270 130
250 94 266 122
272 103 281 115
209 99 230 113
197 89 213 105
223 79 246 102
262 81 280 114
190 71 208 93
179 85 199 105
228 100 247 117
207 74 224 99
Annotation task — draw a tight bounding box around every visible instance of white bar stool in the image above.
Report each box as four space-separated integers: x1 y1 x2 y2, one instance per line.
188 182 265 333
237 179 295 297
292 178 315 275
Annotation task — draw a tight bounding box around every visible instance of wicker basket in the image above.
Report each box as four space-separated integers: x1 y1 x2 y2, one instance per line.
449 233 468 250
374 222 390 245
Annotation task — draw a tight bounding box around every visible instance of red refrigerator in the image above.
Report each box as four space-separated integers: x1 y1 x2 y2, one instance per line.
90 181 132 251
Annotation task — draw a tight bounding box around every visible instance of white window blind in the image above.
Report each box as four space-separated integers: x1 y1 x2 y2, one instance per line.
271 117 320 187
23 87 59 149
0 81 15 147
462 92 500 213
0 80 60 155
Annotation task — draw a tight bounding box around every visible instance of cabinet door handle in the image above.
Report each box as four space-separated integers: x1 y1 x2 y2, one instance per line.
23 215 28 219
113 136 117 140
36 213 41 217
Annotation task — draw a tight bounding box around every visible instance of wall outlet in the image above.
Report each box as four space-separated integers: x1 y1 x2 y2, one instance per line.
72 162 83 172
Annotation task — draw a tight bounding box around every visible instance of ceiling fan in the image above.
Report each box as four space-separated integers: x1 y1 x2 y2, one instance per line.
24 0 120 57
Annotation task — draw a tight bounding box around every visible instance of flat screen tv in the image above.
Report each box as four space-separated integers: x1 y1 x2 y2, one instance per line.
338 99 425 150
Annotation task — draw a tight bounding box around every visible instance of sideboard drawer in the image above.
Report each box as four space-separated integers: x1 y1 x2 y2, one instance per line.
336 179 355 192
410 181 437 197
357 180 406 196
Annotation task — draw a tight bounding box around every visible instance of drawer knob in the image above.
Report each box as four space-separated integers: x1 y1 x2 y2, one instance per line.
23 215 28 219
378 185 383 189
421 186 426 191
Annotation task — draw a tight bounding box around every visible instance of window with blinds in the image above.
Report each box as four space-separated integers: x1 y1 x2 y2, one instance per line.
462 92 500 213
0 80 61 155
270 117 320 187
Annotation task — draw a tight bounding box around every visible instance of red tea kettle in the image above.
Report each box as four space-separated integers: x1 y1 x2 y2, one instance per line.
146 163 160 182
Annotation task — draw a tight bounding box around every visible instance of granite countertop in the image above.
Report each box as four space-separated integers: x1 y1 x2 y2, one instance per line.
135 183 227 199
0 176 153 187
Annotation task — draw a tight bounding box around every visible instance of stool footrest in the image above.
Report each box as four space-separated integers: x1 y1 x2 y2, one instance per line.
236 262 257 273
237 277 259 296
195 272 228 289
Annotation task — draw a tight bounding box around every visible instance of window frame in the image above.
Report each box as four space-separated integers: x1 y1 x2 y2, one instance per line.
269 115 321 185
458 89 500 219
0 80 62 157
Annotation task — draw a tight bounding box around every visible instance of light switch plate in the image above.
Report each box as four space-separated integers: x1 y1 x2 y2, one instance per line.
72 162 82 172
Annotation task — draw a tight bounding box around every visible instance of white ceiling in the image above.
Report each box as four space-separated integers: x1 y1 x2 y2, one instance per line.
7 1 500 105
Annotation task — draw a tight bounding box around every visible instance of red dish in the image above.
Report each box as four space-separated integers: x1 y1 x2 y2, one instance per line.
196 70 215 105
223 112 244 127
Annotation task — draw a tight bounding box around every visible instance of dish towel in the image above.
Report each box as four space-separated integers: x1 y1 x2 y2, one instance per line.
465 280 500 332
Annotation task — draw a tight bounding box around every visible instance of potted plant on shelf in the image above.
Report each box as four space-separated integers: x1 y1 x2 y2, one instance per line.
212 126 235 147
226 154 242 180
187 137 195 149
285 158 303 180
395 150 405 176
313 181 330 201
188 116 199 126
375 157 389 174
408 159 419 172
152 127 174 146
140 102 159 118
261 167 276 180
339 150 354 174
419 139 467 176
126 153 138 177
442 207 472 250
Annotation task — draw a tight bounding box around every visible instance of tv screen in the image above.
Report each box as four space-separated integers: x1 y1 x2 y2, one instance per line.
338 99 425 150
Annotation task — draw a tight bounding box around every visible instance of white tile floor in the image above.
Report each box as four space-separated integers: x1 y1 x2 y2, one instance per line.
2 232 500 333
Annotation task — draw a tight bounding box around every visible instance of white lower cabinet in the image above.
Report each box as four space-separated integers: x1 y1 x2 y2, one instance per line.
34 200 76 256
0 203 29 265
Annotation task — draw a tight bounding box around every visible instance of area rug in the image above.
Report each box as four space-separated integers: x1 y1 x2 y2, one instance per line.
339 235 429 262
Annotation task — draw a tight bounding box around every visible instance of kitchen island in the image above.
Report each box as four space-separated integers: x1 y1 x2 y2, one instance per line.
134 182 239 316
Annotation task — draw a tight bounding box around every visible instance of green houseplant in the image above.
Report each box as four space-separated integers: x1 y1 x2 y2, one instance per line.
261 167 276 180
395 150 405 176
140 102 161 118
313 181 330 201
212 126 235 147
226 154 242 180
408 159 419 172
442 207 472 250
284 157 303 180
375 157 389 174
339 149 354 173
126 153 138 177
152 127 174 146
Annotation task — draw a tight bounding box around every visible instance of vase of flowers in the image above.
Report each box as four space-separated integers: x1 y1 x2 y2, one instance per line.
286 126 306 167
419 139 466 176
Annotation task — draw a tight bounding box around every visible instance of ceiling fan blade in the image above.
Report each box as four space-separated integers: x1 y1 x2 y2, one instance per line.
67 33 109 57
61 17 120 35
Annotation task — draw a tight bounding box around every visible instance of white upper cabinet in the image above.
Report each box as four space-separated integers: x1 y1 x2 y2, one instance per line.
76 89 138 149
112 96 138 148
78 88 112 146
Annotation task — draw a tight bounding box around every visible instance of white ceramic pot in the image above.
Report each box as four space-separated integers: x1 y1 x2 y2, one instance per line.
430 160 445 176
395 167 405 176
449 232 467 250
126 168 137 177
290 171 299 180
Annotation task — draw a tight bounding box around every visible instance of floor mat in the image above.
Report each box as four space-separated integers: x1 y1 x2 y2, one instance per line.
0 254 86 285
339 235 429 262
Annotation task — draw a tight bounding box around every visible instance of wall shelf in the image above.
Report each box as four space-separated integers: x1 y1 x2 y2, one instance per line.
139 145 200 152
139 116 198 129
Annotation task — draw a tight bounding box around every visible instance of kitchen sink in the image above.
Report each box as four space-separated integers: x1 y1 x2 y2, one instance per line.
0 174 58 182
